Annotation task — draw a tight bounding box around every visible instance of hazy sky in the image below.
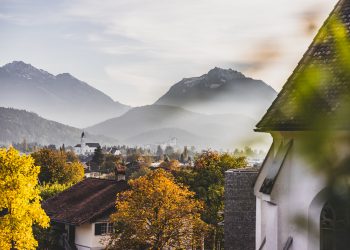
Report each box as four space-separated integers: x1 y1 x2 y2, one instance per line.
0 0 338 106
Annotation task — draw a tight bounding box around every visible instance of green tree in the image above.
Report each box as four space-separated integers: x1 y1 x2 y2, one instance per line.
129 166 151 180
180 146 189 163
91 145 104 170
0 147 50 249
156 145 164 161
32 148 84 184
175 150 247 249
32 148 66 183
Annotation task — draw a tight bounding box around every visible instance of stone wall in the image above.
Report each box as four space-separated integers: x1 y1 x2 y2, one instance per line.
224 168 258 250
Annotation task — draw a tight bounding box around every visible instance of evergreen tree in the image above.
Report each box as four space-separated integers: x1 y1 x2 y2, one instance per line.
91 145 104 169
165 145 174 156
156 145 164 160
181 146 189 163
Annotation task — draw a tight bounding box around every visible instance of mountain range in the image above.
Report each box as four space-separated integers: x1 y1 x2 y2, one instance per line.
0 61 277 149
0 61 130 128
0 107 116 146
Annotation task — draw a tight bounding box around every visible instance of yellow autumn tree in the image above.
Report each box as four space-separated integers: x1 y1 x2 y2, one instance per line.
107 169 208 250
0 147 50 249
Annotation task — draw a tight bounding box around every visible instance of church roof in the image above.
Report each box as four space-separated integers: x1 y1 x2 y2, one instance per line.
256 0 350 132
74 143 100 148
42 178 128 225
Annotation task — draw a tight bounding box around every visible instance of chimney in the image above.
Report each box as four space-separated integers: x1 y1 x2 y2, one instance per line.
115 164 126 181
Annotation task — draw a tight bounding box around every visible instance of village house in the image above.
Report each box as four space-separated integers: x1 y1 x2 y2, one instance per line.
42 177 128 250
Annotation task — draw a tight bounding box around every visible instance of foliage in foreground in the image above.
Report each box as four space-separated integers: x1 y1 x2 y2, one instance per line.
107 169 208 250
0 147 50 249
175 150 247 249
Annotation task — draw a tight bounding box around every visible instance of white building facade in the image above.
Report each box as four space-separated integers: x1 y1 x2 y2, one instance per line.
74 132 100 156
254 0 350 249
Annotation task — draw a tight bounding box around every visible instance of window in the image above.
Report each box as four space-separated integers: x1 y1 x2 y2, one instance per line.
320 201 350 250
95 222 113 235
259 140 292 194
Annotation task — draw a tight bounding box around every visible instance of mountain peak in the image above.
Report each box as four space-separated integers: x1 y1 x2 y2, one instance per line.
56 72 76 80
155 67 277 118
3 61 35 71
1 60 55 80
207 67 245 80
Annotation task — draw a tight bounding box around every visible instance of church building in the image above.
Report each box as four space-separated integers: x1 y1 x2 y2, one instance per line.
74 132 100 156
254 0 350 249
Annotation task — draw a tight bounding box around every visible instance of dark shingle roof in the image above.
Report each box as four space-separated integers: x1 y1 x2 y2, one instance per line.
42 178 128 225
256 0 350 132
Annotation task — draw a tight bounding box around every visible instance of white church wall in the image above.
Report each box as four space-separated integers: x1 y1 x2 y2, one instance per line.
265 202 278 250
255 132 330 250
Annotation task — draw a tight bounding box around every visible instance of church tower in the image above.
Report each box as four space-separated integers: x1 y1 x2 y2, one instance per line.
80 131 86 155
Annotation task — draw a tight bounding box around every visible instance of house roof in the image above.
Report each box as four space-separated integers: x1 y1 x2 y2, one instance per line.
42 178 128 225
256 0 350 132
74 143 100 148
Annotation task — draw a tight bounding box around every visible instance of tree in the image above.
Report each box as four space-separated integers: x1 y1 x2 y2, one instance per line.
62 162 85 184
39 182 72 200
156 145 164 161
32 148 66 184
129 166 151 180
159 159 180 171
0 147 50 249
21 138 29 152
31 148 84 185
180 146 189 163
164 145 174 156
108 169 208 250
174 150 247 249
91 145 104 170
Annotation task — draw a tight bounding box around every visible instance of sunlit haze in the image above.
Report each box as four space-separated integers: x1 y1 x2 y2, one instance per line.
0 0 338 106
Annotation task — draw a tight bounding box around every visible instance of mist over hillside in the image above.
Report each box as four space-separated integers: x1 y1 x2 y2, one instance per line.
87 105 269 149
0 61 130 128
0 107 117 146
0 62 274 149
155 67 277 118
87 68 276 149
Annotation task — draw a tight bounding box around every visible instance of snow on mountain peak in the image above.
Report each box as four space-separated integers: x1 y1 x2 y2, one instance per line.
1 61 55 80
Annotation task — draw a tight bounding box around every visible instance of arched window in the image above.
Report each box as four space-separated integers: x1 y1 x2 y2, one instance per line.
320 201 350 250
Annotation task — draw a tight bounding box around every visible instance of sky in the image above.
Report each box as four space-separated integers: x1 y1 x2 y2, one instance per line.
0 0 338 106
